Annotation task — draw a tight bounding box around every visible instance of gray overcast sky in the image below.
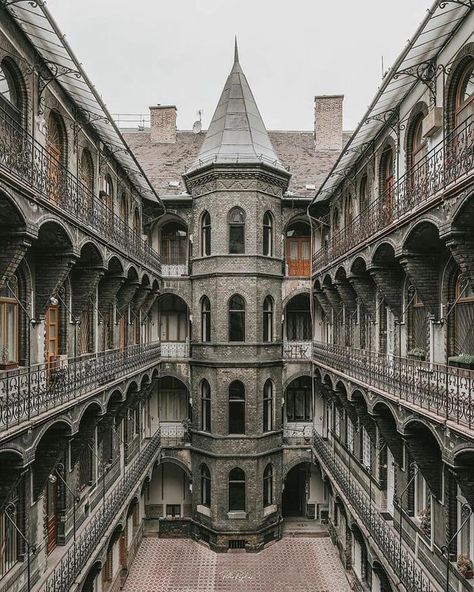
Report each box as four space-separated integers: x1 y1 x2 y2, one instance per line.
46 0 430 132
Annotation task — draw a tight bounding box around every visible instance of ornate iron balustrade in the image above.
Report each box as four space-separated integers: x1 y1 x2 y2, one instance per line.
313 341 474 431
0 341 161 432
313 115 474 273
313 430 433 592
0 107 161 272
160 342 189 358
160 422 190 447
44 430 161 592
161 263 188 277
283 340 312 360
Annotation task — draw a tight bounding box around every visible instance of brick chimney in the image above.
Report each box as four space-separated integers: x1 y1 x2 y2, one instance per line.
149 105 177 144
314 95 344 151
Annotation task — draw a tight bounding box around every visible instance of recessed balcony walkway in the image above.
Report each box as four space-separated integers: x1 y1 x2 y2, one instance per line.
122 537 351 592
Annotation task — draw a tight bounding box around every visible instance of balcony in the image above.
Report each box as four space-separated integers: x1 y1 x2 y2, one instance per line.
0 341 161 434
161 263 188 277
43 430 161 592
160 422 191 447
313 115 474 275
313 340 474 432
161 342 189 358
283 340 312 360
313 430 433 592
0 107 161 272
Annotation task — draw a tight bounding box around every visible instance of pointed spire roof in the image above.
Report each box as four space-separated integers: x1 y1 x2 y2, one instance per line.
189 41 286 174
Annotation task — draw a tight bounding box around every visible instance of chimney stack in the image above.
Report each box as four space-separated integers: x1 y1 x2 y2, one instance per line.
314 95 344 151
149 105 177 144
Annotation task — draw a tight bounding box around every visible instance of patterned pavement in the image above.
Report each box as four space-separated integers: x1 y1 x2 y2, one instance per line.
122 537 351 592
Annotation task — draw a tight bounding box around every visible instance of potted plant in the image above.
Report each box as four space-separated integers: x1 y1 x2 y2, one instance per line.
418 508 431 536
448 354 474 371
457 554 474 579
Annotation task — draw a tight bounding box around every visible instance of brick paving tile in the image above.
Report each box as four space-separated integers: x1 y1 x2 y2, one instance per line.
122 538 351 592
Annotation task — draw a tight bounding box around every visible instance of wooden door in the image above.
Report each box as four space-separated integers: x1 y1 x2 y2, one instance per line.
45 305 59 368
286 238 310 276
46 479 58 554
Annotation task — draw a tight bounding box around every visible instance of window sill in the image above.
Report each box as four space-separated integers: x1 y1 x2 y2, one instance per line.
197 504 211 517
263 504 277 517
227 511 247 520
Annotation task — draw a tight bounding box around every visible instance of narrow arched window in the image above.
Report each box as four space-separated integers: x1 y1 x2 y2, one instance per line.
201 379 211 432
263 296 273 342
228 294 245 342
201 464 211 507
119 193 128 222
0 58 24 123
410 115 426 169
452 272 474 357
80 148 94 192
263 464 273 507
228 207 245 254
455 59 474 128
229 380 245 434
0 274 19 368
263 211 273 256
380 147 394 223
201 211 211 256
133 208 141 236
263 379 273 432
47 111 66 204
359 175 369 215
229 468 245 511
201 296 211 342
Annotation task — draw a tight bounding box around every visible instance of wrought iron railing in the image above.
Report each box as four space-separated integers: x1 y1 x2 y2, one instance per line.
283 340 312 360
313 115 474 273
44 430 161 592
313 341 474 431
313 430 434 592
160 342 189 358
160 422 190 447
0 341 161 432
161 263 188 277
0 107 161 272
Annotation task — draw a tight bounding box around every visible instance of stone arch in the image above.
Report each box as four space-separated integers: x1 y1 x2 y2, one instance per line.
105 387 125 408
371 401 404 466
444 42 474 135
282 456 313 479
370 241 405 319
157 457 192 479
76 239 105 267
404 101 429 170
0 55 28 123
76 400 104 425
282 286 311 308
80 560 102 592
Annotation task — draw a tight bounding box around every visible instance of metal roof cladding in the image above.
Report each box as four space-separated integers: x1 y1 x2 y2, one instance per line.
3 0 163 209
188 38 290 175
309 0 473 212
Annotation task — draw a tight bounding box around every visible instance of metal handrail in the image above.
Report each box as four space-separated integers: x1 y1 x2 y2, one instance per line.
0 341 161 432
313 341 474 430
0 107 161 272
313 115 474 273
313 430 433 592
44 430 161 592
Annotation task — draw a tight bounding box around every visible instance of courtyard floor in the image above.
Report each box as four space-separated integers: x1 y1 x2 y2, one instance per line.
122 537 351 592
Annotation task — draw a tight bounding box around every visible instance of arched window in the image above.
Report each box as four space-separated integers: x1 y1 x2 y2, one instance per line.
201 211 211 256
229 380 245 434
80 148 94 193
47 111 66 204
263 464 273 507
410 114 426 169
286 376 312 422
380 147 394 223
228 294 245 342
228 207 245 254
263 296 273 342
160 221 188 267
407 286 428 360
454 58 474 128
201 464 211 507
228 468 245 511
344 194 353 228
263 379 273 432
359 175 369 215
452 272 474 358
133 208 141 236
0 275 19 368
201 379 211 432
201 296 211 342
119 193 128 223
0 58 24 122
102 174 114 225
263 211 273 256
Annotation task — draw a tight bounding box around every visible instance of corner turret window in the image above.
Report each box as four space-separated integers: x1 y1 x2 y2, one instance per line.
201 379 211 432
228 207 245 254
229 380 245 434
263 464 273 507
228 294 245 342
263 211 273 256
229 468 245 511
263 296 274 342
201 464 211 507
201 211 211 256
201 296 211 342
263 379 273 432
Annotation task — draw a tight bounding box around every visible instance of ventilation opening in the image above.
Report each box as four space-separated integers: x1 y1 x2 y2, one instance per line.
228 539 246 550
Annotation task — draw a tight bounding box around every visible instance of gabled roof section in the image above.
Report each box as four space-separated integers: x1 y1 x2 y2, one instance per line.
188 40 288 175
309 0 473 211
3 1 163 209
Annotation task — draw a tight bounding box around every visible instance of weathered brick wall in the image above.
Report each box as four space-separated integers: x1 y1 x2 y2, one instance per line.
150 105 177 144
314 95 344 151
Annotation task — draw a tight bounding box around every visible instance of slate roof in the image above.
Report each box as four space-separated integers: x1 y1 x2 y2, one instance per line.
123 128 351 199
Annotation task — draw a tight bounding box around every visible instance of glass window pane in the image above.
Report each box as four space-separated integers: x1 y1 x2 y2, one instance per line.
229 226 244 254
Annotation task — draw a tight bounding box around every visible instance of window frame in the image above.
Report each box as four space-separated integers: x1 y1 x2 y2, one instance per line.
228 294 245 342
263 464 273 507
201 379 211 432
228 468 246 512
201 464 211 507
0 277 19 368
263 379 273 432
201 211 211 257
201 296 211 343
263 295 274 342
263 211 274 256
228 380 245 435
228 207 245 254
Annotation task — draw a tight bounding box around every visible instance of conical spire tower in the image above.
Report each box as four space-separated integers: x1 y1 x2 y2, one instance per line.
188 41 286 174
